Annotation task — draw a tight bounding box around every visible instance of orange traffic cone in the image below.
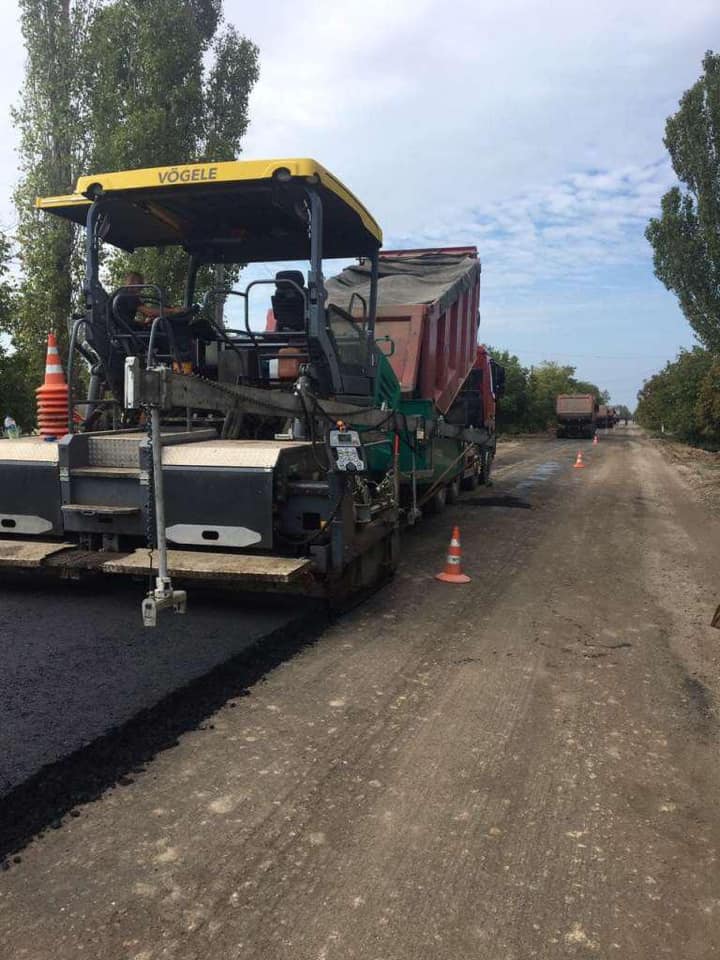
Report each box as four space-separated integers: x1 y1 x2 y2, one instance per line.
573 450 585 469
435 525 471 583
36 332 70 438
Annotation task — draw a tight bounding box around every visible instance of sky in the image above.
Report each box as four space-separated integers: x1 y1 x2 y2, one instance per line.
1 0 719 406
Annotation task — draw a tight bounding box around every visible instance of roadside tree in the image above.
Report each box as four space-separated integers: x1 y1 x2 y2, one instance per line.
12 0 259 380
487 348 529 433
0 233 35 430
635 347 716 444
85 0 259 298
646 51 720 352
12 0 97 378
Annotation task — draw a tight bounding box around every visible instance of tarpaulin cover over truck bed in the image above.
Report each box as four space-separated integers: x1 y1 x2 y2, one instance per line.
325 252 480 313
327 250 481 413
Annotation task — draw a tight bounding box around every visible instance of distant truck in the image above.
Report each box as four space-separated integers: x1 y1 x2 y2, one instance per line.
596 404 616 429
556 394 597 439
599 406 619 429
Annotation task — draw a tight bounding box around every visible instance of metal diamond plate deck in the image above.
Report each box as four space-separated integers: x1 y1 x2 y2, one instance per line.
162 440 312 469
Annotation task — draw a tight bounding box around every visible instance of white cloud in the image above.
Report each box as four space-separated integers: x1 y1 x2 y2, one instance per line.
231 0 718 234
384 158 678 308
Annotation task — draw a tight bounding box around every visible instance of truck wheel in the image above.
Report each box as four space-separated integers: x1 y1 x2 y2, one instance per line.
461 461 479 491
424 485 447 514
446 477 461 504
479 448 493 485
383 528 400 575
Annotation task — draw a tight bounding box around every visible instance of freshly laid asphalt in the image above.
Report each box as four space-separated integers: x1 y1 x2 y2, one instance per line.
0 577 315 796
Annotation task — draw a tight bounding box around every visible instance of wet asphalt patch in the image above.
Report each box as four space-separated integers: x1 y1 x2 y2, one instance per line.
460 495 532 509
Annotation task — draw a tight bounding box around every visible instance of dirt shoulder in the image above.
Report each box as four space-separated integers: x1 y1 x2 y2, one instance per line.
650 434 720 516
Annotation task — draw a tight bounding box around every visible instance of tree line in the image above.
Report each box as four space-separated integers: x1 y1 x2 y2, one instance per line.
1 0 259 430
639 52 720 446
635 347 720 446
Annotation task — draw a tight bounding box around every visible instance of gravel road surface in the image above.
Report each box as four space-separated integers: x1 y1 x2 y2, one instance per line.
1 426 719 959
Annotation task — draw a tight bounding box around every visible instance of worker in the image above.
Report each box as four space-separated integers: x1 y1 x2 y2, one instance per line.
114 271 187 327
3 414 18 439
115 271 193 373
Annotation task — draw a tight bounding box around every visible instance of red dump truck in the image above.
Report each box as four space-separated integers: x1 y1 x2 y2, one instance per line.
556 394 597 439
326 247 505 512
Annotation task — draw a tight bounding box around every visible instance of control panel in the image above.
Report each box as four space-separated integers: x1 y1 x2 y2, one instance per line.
328 428 366 473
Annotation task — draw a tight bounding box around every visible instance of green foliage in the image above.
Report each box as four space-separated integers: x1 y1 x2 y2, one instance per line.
204 24 259 161
526 361 582 431
487 348 529 432
0 233 36 430
487 348 607 433
646 51 720 351
695 358 720 439
12 0 98 361
12 0 259 367
86 0 259 301
636 346 720 446
0 348 37 434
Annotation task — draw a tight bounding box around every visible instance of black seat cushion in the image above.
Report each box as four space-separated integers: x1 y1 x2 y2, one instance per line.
271 270 306 332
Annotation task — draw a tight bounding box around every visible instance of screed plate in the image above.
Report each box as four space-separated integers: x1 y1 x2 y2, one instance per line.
102 549 313 583
0 541 75 568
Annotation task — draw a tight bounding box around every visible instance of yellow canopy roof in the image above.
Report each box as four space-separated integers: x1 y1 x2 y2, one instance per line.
36 158 382 261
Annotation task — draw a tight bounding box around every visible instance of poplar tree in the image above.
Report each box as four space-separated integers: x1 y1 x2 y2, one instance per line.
0 233 35 430
83 0 259 296
12 0 97 369
646 51 720 352
12 0 259 369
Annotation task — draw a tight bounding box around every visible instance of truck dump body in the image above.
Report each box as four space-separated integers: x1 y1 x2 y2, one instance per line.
325 248 480 414
556 394 597 439
596 404 611 429
327 248 500 505
556 395 595 417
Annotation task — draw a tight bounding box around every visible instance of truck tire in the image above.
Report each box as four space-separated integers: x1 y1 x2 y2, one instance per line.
479 448 493 485
424 485 447 515
446 477 461 504
461 461 479 491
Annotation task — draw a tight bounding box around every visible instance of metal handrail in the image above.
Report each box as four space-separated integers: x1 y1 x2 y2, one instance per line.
203 277 309 342
66 315 84 434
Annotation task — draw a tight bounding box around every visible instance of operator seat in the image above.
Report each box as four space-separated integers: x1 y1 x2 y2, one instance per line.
271 270 306 332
